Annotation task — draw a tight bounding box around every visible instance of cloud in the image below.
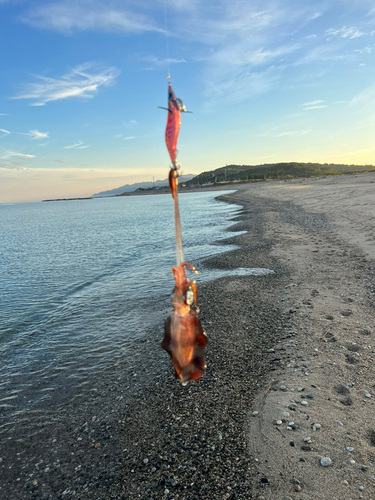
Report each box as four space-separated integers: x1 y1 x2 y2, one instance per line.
201 40 300 106
303 105 327 110
124 136 136 140
257 154 277 160
4 151 36 159
54 159 68 163
140 56 187 68
0 163 27 171
309 12 322 20
274 129 311 137
21 1 164 34
123 119 137 127
29 129 50 139
12 63 120 106
354 45 373 54
350 84 375 112
296 44 347 65
0 128 10 134
180 1 322 106
64 141 90 149
326 26 364 39
303 99 324 106
256 127 312 138
19 129 50 139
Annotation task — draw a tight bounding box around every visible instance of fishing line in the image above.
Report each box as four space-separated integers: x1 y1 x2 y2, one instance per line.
163 0 170 78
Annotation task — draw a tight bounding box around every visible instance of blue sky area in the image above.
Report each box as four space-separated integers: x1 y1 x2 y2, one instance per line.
1 0 375 202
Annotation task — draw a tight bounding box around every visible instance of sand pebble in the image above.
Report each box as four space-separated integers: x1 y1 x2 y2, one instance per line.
252 411 259 416
320 457 331 467
337 421 343 426
313 423 321 431
350 459 356 464
359 486 364 491
301 401 308 406
347 447 354 452
365 393 371 398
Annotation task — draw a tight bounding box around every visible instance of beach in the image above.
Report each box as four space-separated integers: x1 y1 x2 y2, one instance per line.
1 172 375 500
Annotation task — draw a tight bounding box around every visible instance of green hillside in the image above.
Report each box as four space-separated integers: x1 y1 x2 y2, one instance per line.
185 162 375 186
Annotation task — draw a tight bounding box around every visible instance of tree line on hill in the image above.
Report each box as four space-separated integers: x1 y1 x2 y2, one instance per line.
184 162 375 186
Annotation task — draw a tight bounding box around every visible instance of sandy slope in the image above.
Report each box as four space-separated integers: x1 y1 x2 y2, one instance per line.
243 173 375 499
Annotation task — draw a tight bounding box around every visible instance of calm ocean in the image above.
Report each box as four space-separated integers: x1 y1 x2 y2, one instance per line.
1 191 248 438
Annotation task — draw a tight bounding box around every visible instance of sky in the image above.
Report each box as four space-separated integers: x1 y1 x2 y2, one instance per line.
1 0 375 203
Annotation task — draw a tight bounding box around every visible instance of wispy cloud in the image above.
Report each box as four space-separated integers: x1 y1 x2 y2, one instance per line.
326 26 364 40
256 127 312 138
124 136 136 140
4 151 36 159
309 12 322 20
354 45 374 54
19 129 50 139
29 129 49 139
350 84 375 110
0 128 10 135
54 159 68 163
304 105 327 110
12 63 120 106
21 1 164 34
123 119 137 128
140 56 187 69
0 163 27 171
257 154 277 160
64 141 90 149
303 99 324 106
274 129 311 137
181 1 321 106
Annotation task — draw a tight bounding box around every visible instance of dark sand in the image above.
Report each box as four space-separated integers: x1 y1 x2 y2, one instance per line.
1 173 375 500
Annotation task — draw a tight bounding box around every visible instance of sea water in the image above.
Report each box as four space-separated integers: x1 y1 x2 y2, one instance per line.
0 191 252 436
0 191 274 440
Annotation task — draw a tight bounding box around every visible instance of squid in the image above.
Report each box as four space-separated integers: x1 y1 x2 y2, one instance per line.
160 77 208 384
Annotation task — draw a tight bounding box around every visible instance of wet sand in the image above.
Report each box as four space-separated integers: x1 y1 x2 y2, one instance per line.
1 172 375 499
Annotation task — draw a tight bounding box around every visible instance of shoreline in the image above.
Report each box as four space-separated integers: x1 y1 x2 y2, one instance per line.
2 174 375 499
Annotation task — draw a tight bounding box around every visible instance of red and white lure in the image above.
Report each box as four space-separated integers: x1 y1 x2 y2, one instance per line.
160 77 208 384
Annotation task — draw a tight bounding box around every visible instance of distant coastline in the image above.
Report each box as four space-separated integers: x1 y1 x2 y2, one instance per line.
42 168 375 202
42 197 93 202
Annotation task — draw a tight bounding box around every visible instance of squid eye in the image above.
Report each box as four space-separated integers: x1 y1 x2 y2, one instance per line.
186 288 194 305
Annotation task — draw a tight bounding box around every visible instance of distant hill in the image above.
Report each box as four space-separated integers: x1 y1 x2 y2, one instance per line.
184 163 375 186
93 174 196 197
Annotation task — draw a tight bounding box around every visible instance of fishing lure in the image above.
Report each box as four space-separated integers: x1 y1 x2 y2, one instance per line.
160 78 208 384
